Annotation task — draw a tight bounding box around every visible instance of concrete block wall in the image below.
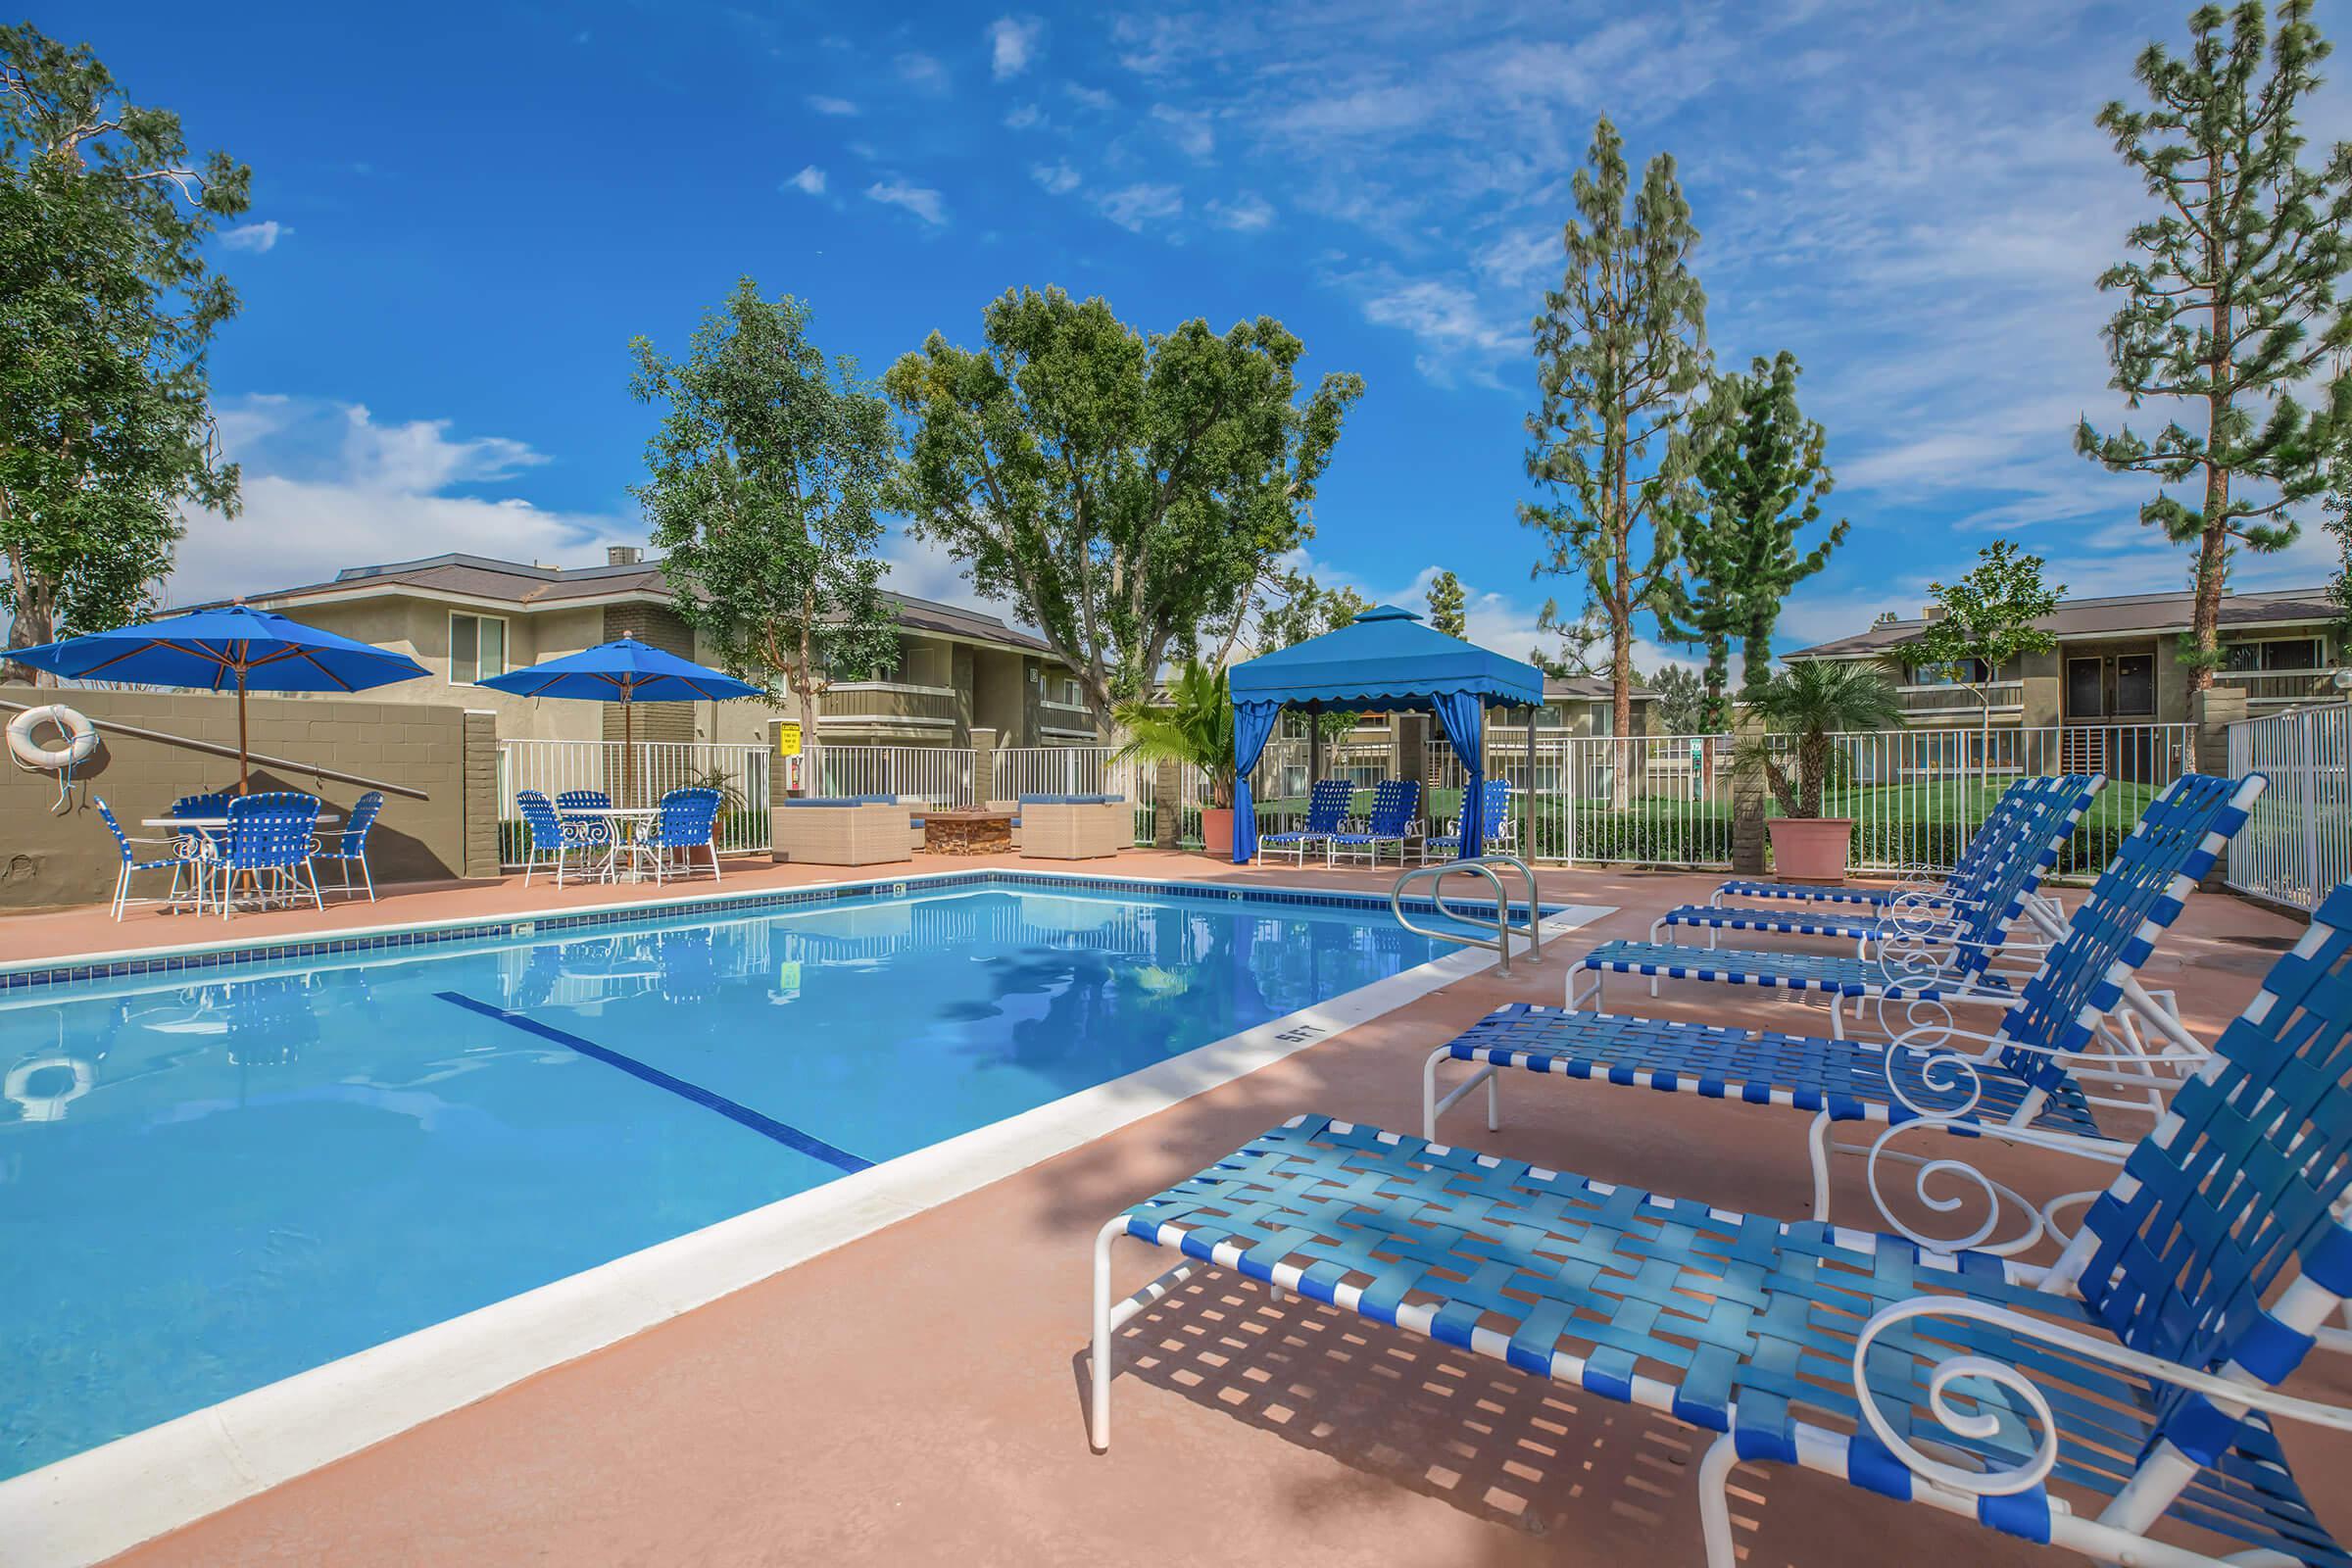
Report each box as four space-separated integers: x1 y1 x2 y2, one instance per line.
0 685 493 910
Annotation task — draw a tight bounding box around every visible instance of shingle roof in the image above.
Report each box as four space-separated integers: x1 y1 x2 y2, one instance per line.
1788 585 2341 660
228 551 1055 655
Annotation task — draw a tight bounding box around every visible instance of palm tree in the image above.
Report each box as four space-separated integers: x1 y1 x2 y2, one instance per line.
1740 659 1902 818
1112 661 1237 808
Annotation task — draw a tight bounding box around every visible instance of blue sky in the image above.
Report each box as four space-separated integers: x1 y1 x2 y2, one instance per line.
57 0 2352 667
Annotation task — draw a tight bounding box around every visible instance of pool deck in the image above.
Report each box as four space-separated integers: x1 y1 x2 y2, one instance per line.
13 853 2348 1567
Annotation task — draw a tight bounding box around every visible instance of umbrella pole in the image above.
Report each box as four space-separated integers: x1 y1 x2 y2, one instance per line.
236 671 250 794
623 695 633 807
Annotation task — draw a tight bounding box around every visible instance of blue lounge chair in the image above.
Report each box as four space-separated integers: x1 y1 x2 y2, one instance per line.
1654 774 2102 960
1571 772 2263 1040
1091 882 2352 1567
1325 778 1420 867
1254 778 1352 866
514 789 598 886
93 799 202 920
628 786 722 884
217 791 324 918
1420 777 1514 862
1710 774 2071 914
313 790 385 901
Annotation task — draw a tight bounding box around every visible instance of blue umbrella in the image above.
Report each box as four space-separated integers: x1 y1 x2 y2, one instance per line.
10 604 430 792
473 634 761 792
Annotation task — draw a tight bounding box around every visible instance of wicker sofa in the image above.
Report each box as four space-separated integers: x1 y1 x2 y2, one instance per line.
770 797 912 866
1013 794 1128 860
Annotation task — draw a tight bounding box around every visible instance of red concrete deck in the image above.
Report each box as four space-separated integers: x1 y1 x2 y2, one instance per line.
24 854 2343 1567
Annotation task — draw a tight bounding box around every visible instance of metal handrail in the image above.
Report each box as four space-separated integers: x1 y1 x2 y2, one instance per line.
1390 854 1543 976
0 696 431 801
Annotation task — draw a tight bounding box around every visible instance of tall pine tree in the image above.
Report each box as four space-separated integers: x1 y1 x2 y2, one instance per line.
1659 351 1846 729
1521 117 1712 745
2077 0 2352 687
1424 568 1467 638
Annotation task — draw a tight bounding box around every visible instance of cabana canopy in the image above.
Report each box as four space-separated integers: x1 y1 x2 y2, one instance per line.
1226 606 1543 863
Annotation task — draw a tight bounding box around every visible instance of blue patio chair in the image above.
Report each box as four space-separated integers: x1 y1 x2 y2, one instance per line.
217 791 323 919
1254 778 1353 866
1653 774 2103 961
1570 772 2263 1041
93 798 202 920
628 787 722 885
1092 882 2352 1567
1420 777 1514 862
312 790 385 901
169 791 236 820
514 790 597 887
1710 775 2067 915
1325 779 1421 867
555 789 614 849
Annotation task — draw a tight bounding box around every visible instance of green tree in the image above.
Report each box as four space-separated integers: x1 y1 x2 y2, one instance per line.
631 279 899 761
885 286 1361 714
1521 116 1713 743
1909 541 2065 761
2326 416 2352 639
1424 568 1467 638
1659 351 1845 728
1643 663 1710 736
2077 0 2352 688
1254 568 1365 743
1 24 250 669
1113 660 1237 808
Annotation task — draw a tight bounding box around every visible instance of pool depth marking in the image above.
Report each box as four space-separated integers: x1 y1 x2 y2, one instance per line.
433 991 873 1173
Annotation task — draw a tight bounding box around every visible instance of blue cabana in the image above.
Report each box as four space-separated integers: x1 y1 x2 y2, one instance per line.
1226 605 1544 865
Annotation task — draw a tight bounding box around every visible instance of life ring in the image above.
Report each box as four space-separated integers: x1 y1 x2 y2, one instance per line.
5 1055 93 1123
7 705 99 771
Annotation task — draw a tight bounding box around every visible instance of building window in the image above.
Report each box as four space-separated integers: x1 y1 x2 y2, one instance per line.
2224 637 2322 672
450 612 507 683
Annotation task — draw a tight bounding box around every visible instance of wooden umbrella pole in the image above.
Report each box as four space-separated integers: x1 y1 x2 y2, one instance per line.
236 668 250 794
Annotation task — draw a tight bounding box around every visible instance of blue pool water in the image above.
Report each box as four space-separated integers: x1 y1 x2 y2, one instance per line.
0 877 1489 1480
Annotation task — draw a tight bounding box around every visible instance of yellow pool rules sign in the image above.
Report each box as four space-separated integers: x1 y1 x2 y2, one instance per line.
776 722 802 758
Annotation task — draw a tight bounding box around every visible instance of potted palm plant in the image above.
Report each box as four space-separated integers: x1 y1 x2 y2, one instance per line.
1740 659 1903 882
1113 662 1238 857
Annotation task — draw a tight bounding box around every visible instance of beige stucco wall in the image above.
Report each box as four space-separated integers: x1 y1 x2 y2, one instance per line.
0 684 491 910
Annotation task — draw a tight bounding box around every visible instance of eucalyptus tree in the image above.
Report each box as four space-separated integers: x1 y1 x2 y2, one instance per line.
631 278 899 756
1 24 251 670
2077 0 2352 687
885 286 1361 715
1660 351 1846 729
1521 116 1714 748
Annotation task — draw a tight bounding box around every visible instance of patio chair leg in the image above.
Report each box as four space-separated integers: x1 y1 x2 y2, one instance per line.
1090 1216 1123 1452
1487 1065 1501 1132
362 857 375 902
112 866 128 921
709 845 721 883
1695 1433 1740 1568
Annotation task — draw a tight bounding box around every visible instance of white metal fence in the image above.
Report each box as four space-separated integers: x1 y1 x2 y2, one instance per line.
990 745 1161 846
497 739 771 866
2226 705 2351 912
814 744 978 808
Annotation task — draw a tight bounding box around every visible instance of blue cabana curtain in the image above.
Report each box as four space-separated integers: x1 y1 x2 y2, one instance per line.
1231 700 1283 863
1432 689 1486 859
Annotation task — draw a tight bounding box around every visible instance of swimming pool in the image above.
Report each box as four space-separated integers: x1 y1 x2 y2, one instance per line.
0 872 1555 1485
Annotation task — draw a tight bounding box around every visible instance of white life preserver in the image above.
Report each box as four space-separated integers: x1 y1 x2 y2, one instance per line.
7 705 98 771
5 1055 93 1123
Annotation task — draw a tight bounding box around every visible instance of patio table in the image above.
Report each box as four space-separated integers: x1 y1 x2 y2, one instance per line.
558 806 663 882
144 813 341 911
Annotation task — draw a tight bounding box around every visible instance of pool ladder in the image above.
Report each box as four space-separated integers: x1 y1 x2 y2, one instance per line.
1390 855 1544 976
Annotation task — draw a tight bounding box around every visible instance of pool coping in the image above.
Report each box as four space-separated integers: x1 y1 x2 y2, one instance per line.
0 868 1612 1568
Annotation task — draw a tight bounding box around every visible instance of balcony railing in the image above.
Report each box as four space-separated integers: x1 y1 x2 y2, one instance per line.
2215 667 2347 707
818 682 959 728
1895 680 2025 720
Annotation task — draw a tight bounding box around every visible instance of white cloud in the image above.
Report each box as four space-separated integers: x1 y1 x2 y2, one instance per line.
167 396 629 606
866 179 949 226
987 16 1042 80
1030 161 1081 196
1097 182 1182 231
805 94 858 116
1355 277 1517 370
221 220 287 253
1207 193 1274 231
1150 103 1214 160
1064 82 1114 112
784 165 826 196
1004 102 1043 129
895 52 950 93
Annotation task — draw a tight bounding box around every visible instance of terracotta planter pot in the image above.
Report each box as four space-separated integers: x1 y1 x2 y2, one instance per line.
1200 808 1235 858
1767 816 1853 883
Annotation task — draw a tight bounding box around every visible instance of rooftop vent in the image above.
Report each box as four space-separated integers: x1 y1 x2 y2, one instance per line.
608 545 645 566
